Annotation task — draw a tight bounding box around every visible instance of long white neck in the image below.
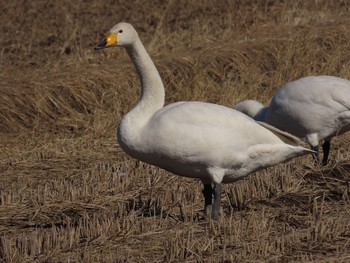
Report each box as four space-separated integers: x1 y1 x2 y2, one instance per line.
117 37 165 152
125 38 165 120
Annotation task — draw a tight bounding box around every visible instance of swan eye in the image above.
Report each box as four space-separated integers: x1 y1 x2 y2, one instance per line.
119 30 123 33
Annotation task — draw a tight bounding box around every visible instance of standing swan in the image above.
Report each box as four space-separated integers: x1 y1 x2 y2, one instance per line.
95 22 312 219
234 76 350 165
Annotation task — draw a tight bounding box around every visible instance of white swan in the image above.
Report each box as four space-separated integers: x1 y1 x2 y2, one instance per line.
95 22 313 219
234 76 350 165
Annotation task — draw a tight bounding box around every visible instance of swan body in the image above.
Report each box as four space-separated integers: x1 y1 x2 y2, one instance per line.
95 22 312 219
234 76 350 164
119 100 308 184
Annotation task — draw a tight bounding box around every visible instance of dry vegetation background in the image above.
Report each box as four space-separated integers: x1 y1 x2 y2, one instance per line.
1 0 350 262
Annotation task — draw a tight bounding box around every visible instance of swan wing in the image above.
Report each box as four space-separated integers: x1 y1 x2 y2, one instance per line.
132 102 309 181
256 121 304 146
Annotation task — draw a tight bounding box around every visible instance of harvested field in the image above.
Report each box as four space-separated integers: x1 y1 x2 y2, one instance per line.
1 0 350 262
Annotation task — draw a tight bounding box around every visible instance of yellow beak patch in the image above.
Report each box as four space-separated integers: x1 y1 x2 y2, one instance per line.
95 32 118 50
106 32 117 47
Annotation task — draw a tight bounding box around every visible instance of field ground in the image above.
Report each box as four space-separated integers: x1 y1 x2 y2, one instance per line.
1 1 350 262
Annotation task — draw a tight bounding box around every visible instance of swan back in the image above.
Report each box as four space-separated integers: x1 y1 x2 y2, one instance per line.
233 100 265 119
233 100 270 123
265 76 350 139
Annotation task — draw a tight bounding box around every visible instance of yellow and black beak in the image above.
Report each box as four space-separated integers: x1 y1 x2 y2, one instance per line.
94 32 117 50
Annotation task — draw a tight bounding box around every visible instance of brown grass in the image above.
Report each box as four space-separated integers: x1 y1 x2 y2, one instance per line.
1 0 350 262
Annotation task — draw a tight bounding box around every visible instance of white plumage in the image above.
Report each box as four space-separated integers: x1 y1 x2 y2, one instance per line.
95 22 312 219
234 76 350 165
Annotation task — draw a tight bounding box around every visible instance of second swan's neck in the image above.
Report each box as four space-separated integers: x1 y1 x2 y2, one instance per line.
126 38 165 118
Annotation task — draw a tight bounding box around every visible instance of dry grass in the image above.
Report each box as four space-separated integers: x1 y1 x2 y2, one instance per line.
1 0 350 262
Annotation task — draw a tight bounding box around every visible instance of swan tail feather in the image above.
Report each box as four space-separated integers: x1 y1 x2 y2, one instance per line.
256 121 309 148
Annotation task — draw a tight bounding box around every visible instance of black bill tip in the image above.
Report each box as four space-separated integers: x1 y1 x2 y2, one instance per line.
94 39 107 50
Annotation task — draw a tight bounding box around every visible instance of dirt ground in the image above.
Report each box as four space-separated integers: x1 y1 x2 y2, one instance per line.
1 0 350 262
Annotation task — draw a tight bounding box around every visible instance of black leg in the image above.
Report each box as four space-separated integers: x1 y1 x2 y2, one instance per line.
322 141 331 166
202 184 213 217
212 183 221 220
311 145 319 164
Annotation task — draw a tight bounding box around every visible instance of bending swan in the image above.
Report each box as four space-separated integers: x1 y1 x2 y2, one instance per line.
234 76 350 165
95 22 312 219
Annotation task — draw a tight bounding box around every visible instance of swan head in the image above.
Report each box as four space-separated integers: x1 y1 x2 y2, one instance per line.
94 22 138 50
